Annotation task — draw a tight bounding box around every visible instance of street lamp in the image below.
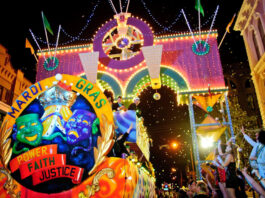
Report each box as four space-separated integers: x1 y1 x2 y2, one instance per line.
159 141 179 150
171 141 179 149
200 136 214 148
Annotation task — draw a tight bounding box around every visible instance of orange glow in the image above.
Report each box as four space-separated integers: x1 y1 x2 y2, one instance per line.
171 141 178 149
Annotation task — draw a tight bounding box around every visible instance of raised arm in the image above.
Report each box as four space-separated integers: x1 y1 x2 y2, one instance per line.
117 123 133 142
213 158 224 169
241 126 256 147
218 140 224 156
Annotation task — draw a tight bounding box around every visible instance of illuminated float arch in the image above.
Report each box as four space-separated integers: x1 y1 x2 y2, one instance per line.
31 9 231 186
80 71 123 99
125 66 190 97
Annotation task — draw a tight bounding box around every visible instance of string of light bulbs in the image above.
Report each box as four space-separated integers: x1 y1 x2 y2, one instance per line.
140 0 182 30
34 0 101 46
34 0 217 46
61 0 101 40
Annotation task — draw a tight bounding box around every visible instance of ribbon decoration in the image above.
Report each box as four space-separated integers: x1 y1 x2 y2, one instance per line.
32 165 84 186
19 154 66 179
10 145 58 173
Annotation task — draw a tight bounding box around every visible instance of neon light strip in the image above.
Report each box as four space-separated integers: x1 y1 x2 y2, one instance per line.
125 65 191 97
161 65 191 90
178 88 228 95
37 30 217 54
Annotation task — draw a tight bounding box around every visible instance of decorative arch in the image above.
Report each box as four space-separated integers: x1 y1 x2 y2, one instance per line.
125 68 149 96
160 66 190 90
125 66 190 96
80 72 122 98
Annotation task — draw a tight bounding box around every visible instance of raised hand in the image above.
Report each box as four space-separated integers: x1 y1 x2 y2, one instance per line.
240 126 245 135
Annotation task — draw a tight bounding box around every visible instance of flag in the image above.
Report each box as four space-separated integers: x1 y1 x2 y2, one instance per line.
25 38 34 54
41 12 54 35
226 14 236 33
195 0 204 17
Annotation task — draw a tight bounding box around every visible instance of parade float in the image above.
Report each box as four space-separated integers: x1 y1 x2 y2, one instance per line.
0 1 235 197
0 74 155 197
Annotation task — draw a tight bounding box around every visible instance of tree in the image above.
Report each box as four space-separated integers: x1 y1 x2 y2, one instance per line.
229 97 258 132
228 97 258 167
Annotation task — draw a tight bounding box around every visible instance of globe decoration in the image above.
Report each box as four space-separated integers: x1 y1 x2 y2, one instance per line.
153 92 161 100
93 13 153 69
206 106 213 112
116 36 131 49
43 56 59 71
192 40 210 56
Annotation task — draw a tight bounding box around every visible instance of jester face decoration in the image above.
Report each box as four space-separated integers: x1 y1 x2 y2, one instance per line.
65 109 99 145
15 113 43 146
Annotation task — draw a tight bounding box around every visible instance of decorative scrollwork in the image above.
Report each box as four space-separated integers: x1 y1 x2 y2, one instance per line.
89 114 115 175
0 120 20 197
78 168 115 198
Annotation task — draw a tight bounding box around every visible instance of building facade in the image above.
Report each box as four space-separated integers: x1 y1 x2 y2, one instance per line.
234 0 265 127
0 44 32 121
223 62 262 126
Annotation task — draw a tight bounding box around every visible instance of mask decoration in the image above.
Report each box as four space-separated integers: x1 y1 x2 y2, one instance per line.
39 81 77 139
13 113 43 154
65 109 99 155
4 74 115 195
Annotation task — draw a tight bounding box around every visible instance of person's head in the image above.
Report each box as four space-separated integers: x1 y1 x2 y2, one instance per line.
225 142 237 156
188 180 197 193
258 129 265 145
117 96 122 103
134 97 140 106
196 180 208 194
103 89 114 105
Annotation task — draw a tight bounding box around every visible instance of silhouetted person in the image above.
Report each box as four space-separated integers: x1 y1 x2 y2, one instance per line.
112 96 126 111
108 124 133 158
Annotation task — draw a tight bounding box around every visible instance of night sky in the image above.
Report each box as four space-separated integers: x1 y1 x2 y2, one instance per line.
0 0 247 187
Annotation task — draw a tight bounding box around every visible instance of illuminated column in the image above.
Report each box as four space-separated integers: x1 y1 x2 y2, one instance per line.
188 94 202 180
242 30 265 127
79 52 99 84
142 45 163 89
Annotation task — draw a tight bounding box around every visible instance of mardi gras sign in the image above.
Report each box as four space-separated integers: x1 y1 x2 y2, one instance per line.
0 74 115 195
